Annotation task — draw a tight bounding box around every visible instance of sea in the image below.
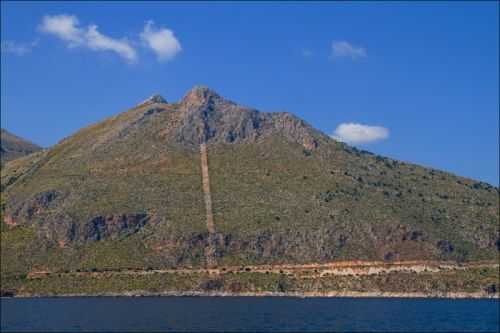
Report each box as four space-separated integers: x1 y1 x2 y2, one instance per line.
1 297 499 332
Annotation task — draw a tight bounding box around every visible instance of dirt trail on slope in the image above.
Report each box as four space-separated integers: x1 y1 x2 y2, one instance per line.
200 143 217 268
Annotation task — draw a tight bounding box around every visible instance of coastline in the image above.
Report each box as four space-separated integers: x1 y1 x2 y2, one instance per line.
3 261 498 300
5 290 499 299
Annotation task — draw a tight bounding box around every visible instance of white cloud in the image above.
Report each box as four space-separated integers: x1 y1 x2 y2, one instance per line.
1 39 38 55
39 15 83 45
140 21 181 61
39 14 137 62
332 123 389 144
331 41 367 59
85 25 137 62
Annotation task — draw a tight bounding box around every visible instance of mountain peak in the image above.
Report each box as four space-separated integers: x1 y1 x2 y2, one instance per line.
180 85 224 107
172 86 324 148
141 93 167 105
2 84 498 283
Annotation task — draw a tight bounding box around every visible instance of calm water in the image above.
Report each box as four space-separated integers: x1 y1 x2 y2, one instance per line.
1 297 499 332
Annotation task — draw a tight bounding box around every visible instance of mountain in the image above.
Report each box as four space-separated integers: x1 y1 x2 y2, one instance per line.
0 129 42 165
1 86 498 297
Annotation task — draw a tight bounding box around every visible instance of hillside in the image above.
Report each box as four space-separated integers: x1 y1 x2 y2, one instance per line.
1 86 498 297
0 129 42 165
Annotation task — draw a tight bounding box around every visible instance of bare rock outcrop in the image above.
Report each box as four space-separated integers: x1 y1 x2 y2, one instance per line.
175 86 323 149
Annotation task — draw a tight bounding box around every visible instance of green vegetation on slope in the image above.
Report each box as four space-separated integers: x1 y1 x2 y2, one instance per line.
1 87 498 293
2 267 497 297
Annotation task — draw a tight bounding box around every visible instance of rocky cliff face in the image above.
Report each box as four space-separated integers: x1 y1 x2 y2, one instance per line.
1 86 498 274
175 86 323 149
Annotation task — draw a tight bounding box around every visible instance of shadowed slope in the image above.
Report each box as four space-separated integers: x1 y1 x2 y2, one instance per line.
1 129 42 165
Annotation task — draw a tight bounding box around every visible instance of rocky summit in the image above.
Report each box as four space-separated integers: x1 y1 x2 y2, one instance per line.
141 93 168 105
175 86 322 148
0 86 498 297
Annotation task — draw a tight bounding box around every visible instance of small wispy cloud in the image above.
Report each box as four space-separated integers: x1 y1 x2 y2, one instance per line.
140 21 181 62
85 25 137 62
39 14 137 62
332 123 389 144
39 15 83 45
301 48 313 58
331 41 367 59
1 39 39 56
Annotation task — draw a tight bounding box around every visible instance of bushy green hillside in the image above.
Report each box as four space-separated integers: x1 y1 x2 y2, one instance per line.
1 87 498 279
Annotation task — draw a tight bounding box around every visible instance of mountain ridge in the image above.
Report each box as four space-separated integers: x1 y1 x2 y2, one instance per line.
0 129 42 165
1 86 498 278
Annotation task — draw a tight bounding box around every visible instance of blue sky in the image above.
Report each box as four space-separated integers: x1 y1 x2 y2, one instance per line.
1 1 498 185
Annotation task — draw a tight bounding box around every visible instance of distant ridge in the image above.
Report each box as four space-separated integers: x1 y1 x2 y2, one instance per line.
0 128 41 165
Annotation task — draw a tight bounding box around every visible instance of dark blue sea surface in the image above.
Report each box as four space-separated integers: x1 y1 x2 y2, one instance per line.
1 296 499 332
